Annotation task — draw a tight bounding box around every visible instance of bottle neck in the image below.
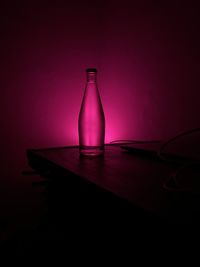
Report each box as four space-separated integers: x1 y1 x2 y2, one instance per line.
87 72 97 83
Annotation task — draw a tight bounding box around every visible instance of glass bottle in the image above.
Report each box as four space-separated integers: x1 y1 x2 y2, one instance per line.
78 68 105 157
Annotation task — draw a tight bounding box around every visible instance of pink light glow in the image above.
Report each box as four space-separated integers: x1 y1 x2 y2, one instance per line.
0 1 198 231
0 1 198 156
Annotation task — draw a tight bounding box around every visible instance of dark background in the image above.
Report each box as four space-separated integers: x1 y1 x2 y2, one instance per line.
0 0 199 236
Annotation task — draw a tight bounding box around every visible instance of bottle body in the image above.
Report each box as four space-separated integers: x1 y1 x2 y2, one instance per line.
78 69 105 157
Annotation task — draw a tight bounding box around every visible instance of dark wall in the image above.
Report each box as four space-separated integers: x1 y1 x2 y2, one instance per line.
100 0 199 140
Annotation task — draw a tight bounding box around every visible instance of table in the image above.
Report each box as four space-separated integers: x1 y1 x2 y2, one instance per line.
26 145 194 225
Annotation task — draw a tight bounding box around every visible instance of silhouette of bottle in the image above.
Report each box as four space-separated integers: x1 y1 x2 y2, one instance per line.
78 68 105 157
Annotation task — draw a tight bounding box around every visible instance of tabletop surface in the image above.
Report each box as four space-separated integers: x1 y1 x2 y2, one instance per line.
27 145 194 223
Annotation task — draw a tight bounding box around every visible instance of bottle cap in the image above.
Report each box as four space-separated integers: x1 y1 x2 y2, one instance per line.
86 68 97 73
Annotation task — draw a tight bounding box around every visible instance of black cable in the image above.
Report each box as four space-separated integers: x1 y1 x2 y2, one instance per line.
163 162 199 193
158 127 200 192
158 127 200 163
110 128 200 193
109 139 161 145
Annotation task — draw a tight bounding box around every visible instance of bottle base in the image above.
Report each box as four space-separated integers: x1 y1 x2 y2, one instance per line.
79 146 104 158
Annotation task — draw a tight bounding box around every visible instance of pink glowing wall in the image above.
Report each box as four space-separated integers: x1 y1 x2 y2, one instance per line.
0 1 199 172
0 1 103 174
